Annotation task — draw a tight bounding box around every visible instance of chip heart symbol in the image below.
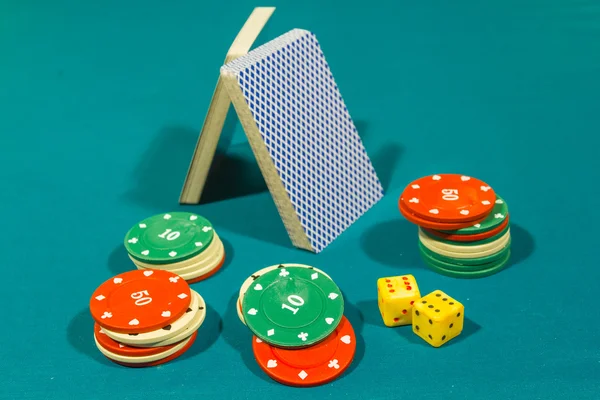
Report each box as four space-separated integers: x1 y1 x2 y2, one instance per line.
129 319 140 326
267 360 278 368
460 210 469 215
141 250 150 256
429 209 440 215
190 215 198 220
248 308 258 316
341 335 351 344
143 271 153 277
254 284 263 291
325 318 334 325
162 311 171 318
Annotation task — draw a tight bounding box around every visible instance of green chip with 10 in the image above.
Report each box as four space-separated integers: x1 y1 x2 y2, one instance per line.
242 266 344 348
124 212 214 264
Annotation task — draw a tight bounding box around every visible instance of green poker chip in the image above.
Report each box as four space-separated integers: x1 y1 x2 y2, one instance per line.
418 239 511 267
438 195 509 235
124 212 214 264
241 266 344 348
421 247 511 279
422 225 510 246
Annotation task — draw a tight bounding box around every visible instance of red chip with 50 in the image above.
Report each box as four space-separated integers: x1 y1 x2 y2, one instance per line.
89 269 191 334
400 174 496 223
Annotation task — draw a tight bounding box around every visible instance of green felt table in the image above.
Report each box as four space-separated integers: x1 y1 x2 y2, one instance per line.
1 0 599 399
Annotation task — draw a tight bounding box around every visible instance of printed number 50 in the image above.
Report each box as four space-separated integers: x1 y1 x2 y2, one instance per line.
131 290 152 306
442 189 459 201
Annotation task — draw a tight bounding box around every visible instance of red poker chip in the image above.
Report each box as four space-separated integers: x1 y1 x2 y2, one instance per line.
93 323 179 357
90 269 191 334
106 331 198 368
423 214 510 242
399 200 487 230
252 316 356 387
401 174 496 223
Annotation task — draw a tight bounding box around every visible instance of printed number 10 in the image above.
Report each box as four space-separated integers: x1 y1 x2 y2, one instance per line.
281 295 304 314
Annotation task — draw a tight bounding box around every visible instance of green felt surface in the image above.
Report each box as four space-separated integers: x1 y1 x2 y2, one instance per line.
1 0 599 399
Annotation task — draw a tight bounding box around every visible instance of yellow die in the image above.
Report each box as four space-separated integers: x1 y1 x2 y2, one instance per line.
412 290 464 347
377 274 421 327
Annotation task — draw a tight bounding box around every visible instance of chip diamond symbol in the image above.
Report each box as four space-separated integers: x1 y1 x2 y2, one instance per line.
268 329 275 336
298 370 308 380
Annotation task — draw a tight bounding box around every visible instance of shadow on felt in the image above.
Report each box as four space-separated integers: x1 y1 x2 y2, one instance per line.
395 317 482 347
220 292 271 383
177 302 221 361
506 223 535 269
122 125 200 212
360 218 423 269
67 309 112 365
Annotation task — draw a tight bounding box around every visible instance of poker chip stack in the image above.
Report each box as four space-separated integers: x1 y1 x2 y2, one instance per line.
236 264 356 387
89 269 207 367
124 212 226 283
399 174 511 279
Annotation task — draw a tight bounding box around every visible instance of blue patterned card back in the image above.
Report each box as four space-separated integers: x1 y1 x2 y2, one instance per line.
222 29 384 252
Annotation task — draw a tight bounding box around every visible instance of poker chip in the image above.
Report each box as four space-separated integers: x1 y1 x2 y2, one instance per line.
421 247 512 278
95 330 195 365
399 200 487 230
124 213 226 283
125 212 214 264
418 241 510 269
419 228 511 257
89 270 207 367
242 266 344 348
101 290 203 346
252 316 356 386
399 174 512 278
94 323 179 357
400 174 496 223
237 264 331 326
422 216 509 243
90 269 191 334
133 234 226 283
419 229 510 258
100 332 198 368
436 196 509 235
